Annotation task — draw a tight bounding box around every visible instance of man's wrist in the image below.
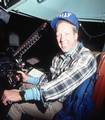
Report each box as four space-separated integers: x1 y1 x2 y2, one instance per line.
19 90 25 101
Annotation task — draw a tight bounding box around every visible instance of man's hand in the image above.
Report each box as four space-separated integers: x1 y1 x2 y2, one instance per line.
16 71 28 82
1 89 22 106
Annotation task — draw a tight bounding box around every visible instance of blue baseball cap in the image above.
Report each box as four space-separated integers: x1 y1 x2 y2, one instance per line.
51 11 79 30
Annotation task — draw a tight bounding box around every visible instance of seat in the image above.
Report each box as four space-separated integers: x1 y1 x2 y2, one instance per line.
93 52 105 110
53 52 105 120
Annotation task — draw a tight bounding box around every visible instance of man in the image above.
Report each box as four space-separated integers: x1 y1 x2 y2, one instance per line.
1 11 97 120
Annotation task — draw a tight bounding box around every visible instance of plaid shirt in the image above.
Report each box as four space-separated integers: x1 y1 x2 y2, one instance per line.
40 42 97 102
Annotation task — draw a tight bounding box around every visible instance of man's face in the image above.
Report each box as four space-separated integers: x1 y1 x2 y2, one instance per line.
56 21 78 53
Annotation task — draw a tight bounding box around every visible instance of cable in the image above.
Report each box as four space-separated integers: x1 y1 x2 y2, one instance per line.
80 23 105 39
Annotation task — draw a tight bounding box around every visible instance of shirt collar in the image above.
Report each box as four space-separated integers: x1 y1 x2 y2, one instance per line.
59 42 83 59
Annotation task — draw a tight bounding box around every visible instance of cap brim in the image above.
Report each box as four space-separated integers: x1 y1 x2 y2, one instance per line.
51 17 61 29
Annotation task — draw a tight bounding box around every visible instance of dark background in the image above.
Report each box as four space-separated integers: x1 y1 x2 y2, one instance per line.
0 12 105 70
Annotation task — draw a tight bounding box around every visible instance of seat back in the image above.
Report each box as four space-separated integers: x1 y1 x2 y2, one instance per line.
93 52 105 110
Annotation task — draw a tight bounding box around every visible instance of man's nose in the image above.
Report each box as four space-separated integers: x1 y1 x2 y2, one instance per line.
60 34 65 41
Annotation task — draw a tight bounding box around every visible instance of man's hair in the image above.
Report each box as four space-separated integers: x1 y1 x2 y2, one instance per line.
72 25 78 33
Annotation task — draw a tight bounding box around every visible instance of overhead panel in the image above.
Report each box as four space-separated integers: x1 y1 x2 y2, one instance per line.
1 0 105 22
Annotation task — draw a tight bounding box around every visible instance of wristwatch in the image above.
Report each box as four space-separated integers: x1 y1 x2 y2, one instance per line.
19 90 25 101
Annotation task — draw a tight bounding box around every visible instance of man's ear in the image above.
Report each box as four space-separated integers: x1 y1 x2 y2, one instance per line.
75 32 78 40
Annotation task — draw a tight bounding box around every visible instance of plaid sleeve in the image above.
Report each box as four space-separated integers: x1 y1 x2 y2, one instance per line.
40 51 97 101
